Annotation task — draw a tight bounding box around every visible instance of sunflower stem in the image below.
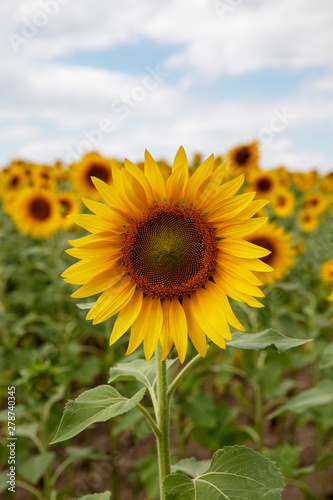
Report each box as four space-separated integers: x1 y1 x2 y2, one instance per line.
155 342 171 500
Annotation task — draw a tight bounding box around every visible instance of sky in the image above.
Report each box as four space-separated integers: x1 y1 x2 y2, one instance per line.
1 0 333 172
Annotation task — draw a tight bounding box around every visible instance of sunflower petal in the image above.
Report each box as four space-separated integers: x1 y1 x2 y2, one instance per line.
144 150 165 204
218 238 271 259
143 298 164 361
109 290 143 345
182 296 207 357
86 277 136 324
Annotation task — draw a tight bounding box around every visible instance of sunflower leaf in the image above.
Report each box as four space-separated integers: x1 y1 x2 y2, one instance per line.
50 385 146 444
108 355 177 390
227 329 310 353
269 379 333 418
163 446 285 499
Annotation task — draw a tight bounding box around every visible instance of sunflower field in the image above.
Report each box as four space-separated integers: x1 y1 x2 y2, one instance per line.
1 142 333 500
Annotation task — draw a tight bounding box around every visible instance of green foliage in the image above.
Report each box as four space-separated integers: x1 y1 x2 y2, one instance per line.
51 385 146 443
227 329 311 352
163 446 285 499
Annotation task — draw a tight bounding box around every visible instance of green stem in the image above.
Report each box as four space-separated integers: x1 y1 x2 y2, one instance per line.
136 403 162 439
167 352 202 398
155 342 171 500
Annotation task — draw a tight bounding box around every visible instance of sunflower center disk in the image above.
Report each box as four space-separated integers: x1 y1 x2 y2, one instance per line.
30 198 51 220
122 205 217 299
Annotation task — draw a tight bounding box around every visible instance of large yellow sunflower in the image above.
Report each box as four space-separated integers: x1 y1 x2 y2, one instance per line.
11 187 61 238
245 221 296 285
70 152 113 200
63 148 272 362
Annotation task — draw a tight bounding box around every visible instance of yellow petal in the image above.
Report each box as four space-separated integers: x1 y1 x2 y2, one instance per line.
214 274 264 308
68 231 119 248
143 297 164 361
215 217 268 238
68 214 113 233
71 263 124 298
162 299 188 363
109 290 143 345
62 257 120 282
206 192 256 222
194 163 226 207
245 258 274 272
173 145 189 172
126 297 151 355
86 277 136 324
182 296 207 357
190 288 230 348
218 238 271 259
165 164 187 205
215 264 264 297
124 158 154 205
216 254 263 286
160 300 174 361
91 176 123 209
185 153 214 204
200 174 244 212
204 280 245 331
237 199 269 219
144 150 165 204
122 169 148 211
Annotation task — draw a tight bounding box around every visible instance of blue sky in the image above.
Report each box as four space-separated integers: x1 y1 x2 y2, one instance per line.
1 0 333 172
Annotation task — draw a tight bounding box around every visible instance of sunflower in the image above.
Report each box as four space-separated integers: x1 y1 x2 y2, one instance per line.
56 191 82 228
270 166 290 187
298 209 320 232
301 192 327 215
320 172 333 194
63 147 272 362
245 221 296 285
11 187 61 238
271 188 295 218
247 170 278 199
227 141 259 177
70 152 113 200
320 258 333 283
292 171 318 191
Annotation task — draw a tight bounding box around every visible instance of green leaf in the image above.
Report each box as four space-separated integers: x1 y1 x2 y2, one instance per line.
0 470 9 493
109 357 157 389
269 380 333 418
163 446 285 500
76 493 111 500
108 355 176 390
51 385 146 443
171 458 210 478
17 452 55 485
227 329 311 353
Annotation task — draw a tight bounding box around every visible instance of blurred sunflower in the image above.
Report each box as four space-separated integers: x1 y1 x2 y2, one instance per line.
320 172 333 194
71 152 113 200
271 188 295 218
63 147 272 362
56 191 82 228
301 192 327 215
292 171 318 191
246 221 296 285
11 187 61 238
248 170 278 199
271 166 290 187
298 209 320 232
320 258 333 283
227 141 259 176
